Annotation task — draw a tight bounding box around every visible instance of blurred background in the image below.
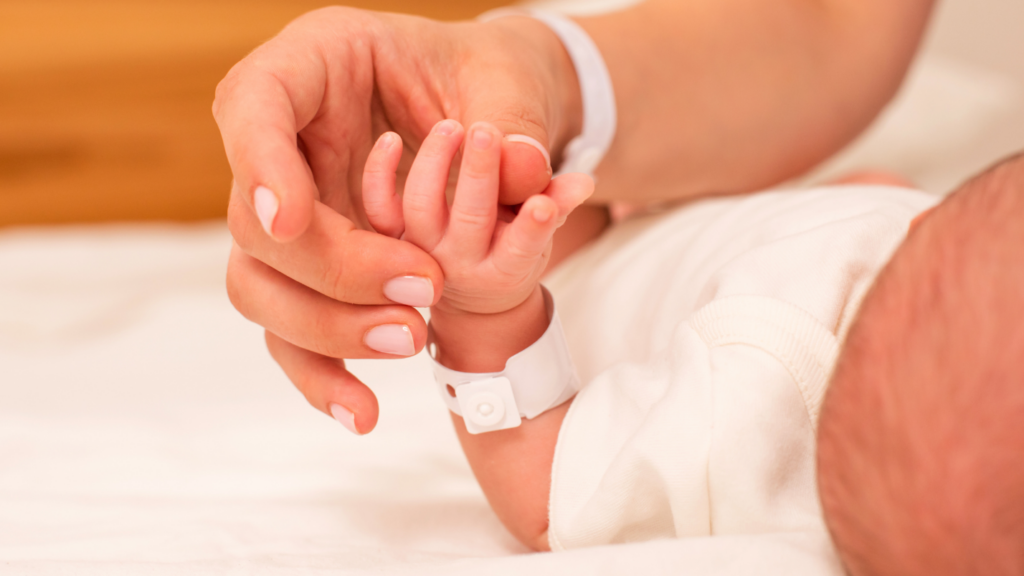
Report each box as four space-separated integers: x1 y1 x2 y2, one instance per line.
1 0 1022 227
0 0 510 227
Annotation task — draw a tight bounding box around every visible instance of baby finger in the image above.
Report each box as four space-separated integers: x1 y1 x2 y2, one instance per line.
492 194 559 278
362 132 405 238
447 122 502 263
403 119 464 252
543 173 595 226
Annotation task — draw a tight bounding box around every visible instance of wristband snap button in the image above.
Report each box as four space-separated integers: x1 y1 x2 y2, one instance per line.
453 377 522 434
465 392 505 427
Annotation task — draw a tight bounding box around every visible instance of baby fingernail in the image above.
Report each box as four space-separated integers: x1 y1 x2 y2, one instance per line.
330 403 361 435
434 119 458 136
375 132 397 149
534 204 554 223
383 275 434 307
472 127 494 149
253 186 279 238
506 134 552 174
365 324 415 357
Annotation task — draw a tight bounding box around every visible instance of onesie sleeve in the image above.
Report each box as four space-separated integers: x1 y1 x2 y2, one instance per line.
547 296 838 551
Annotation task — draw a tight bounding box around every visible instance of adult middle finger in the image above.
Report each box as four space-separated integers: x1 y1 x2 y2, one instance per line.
227 246 429 359
227 185 443 308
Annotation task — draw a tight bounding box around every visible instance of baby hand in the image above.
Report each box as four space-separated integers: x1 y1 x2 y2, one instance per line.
362 120 593 315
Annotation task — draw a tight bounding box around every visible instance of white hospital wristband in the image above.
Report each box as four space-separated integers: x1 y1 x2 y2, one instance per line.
479 8 617 176
428 287 581 435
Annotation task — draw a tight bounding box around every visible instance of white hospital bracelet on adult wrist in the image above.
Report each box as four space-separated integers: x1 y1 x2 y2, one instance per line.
479 8 617 176
428 287 581 435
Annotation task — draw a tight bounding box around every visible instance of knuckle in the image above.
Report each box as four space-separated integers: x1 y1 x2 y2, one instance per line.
224 265 251 318
505 237 535 261
451 205 492 230
489 107 546 140
362 163 387 177
212 57 253 123
322 256 352 303
226 203 257 253
403 190 439 214
211 70 236 121
362 197 385 219
461 161 493 181
310 306 344 358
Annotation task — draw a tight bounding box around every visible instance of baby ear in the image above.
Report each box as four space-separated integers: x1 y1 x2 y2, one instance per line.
362 132 405 239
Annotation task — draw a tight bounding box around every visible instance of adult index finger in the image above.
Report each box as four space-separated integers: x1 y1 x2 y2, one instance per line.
228 189 443 308
213 34 329 242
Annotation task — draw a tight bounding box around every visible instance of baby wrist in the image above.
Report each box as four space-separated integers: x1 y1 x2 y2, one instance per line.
428 286 581 434
429 286 548 373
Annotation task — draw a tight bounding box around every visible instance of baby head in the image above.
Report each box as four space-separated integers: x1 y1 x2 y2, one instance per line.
817 153 1024 575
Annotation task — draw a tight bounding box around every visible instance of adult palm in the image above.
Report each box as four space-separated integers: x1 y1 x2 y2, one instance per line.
213 7 578 433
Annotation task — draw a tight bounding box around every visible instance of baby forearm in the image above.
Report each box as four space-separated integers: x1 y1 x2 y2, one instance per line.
451 401 569 552
430 286 565 551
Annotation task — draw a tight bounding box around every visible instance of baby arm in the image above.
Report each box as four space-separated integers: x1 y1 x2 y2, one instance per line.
362 120 593 551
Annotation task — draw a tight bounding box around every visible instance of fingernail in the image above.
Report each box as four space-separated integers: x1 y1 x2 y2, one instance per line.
330 403 361 435
472 127 494 149
383 275 434 307
375 132 397 149
434 119 458 136
253 186 279 237
533 203 554 223
365 324 415 357
506 134 552 174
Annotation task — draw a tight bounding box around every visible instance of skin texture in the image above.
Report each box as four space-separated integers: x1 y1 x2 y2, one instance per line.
360 119 593 551
214 1 935 429
218 10 580 431
817 154 1024 575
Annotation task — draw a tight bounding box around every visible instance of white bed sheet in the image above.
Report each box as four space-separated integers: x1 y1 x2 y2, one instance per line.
0 224 840 574
3 0 1024 570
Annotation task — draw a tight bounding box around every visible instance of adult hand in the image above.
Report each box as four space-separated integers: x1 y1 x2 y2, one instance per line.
214 7 582 434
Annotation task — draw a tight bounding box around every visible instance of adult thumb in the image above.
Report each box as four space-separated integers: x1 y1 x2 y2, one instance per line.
459 97 555 206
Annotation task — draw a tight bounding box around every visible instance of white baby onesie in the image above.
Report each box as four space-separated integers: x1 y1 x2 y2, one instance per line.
543 185 937 551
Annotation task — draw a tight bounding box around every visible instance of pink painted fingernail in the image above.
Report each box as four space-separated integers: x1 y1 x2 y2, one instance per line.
383 275 434 307
472 127 494 149
254 186 279 237
506 134 552 174
330 403 361 435
365 324 415 357
434 119 458 136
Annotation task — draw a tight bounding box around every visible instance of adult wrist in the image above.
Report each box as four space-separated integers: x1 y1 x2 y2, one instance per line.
482 15 583 169
481 9 615 177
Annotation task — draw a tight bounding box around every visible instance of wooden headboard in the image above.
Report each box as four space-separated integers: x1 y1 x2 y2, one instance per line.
0 1 510 226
